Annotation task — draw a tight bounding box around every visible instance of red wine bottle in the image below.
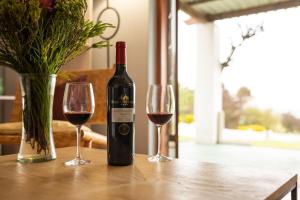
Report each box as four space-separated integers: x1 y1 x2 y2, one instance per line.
107 41 135 166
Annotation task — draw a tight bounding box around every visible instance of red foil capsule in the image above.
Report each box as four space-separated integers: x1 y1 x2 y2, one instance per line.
116 41 126 65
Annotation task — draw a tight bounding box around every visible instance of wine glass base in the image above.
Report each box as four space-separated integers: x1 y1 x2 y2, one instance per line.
65 158 91 166
148 154 172 162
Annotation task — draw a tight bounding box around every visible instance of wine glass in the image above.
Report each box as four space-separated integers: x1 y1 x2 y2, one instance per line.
146 84 175 162
63 82 95 166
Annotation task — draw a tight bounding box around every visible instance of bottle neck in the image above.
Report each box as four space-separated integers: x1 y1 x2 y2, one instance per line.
115 64 127 74
115 46 127 74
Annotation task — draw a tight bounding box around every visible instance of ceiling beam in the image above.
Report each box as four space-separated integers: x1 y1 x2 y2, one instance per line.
178 1 211 23
187 0 218 6
210 1 300 21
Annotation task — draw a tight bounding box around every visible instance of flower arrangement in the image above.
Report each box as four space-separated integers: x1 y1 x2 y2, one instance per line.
0 0 112 73
0 0 112 161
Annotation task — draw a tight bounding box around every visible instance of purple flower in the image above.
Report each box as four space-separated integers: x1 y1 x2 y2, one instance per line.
40 0 55 12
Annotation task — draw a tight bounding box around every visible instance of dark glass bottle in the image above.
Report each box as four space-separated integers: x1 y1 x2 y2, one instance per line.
107 41 135 166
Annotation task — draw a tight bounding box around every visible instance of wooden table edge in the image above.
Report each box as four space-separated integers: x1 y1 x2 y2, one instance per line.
266 174 297 200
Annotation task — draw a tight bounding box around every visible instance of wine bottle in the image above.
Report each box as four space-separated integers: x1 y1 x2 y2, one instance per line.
107 41 135 166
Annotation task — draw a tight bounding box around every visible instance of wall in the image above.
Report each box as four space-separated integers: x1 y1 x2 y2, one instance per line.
93 0 149 154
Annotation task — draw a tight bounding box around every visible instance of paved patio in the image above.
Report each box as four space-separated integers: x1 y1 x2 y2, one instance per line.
179 142 300 171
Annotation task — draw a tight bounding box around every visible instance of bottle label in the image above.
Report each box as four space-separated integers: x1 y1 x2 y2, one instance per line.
112 108 135 122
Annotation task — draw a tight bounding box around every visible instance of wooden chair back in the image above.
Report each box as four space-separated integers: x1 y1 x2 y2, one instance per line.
10 68 115 125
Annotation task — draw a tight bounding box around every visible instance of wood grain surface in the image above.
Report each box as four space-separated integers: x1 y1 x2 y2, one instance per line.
0 147 297 200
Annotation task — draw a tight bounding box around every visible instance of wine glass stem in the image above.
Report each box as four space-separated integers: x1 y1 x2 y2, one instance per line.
76 125 82 160
157 125 162 156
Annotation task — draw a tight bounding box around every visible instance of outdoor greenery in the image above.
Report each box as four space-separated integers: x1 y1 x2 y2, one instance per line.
222 86 250 128
240 108 284 132
179 85 194 123
179 84 300 134
223 86 300 133
281 113 300 133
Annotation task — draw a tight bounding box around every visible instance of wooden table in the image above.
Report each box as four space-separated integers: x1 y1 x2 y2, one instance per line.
0 147 297 200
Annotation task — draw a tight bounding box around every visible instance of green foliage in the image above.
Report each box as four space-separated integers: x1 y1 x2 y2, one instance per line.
0 0 113 74
179 114 194 124
179 85 194 124
179 85 194 115
223 86 300 133
21 74 54 153
237 86 251 102
238 124 266 132
239 108 282 132
281 113 300 133
223 87 242 128
223 86 283 131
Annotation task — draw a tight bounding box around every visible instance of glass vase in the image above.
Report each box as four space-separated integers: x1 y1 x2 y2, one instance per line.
17 74 56 163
